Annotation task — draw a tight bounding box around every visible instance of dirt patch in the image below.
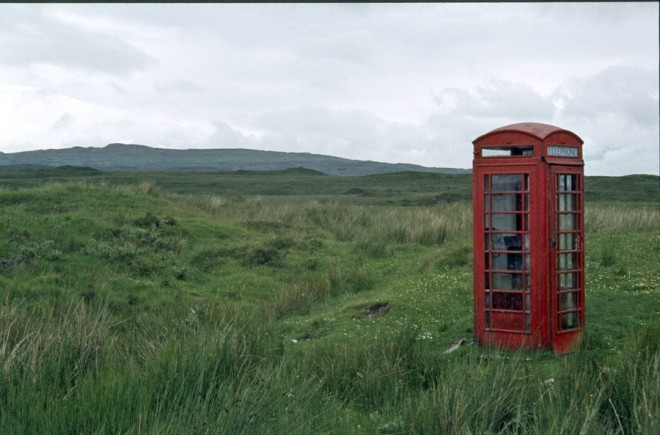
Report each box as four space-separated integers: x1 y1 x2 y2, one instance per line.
354 302 390 320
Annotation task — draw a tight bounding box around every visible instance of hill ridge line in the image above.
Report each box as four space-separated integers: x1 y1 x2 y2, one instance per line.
0 143 469 176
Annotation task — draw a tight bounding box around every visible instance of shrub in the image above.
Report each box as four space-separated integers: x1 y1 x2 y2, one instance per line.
133 212 161 229
244 246 285 267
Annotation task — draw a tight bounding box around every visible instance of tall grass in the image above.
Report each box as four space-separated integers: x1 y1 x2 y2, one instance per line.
586 204 659 233
0 298 111 386
2 297 656 433
188 196 472 248
1 183 658 433
389 327 659 434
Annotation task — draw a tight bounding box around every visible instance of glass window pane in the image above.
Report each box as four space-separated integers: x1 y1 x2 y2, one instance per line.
492 254 523 274
559 272 578 290
558 253 578 270
492 194 522 212
559 213 577 231
525 293 531 310
484 195 490 213
560 312 578 330
524 273 531 290
492 214 519 231
482 146 534 157
492 273 523 290
482 148 512 157
484 175 489 193
560 292 578 311
491 251 506 270
559 194 576 211
490 233 522 251
492 292 523 310
559 175 578 192
492 174 522 192
506 253 523 270
559 233 578 250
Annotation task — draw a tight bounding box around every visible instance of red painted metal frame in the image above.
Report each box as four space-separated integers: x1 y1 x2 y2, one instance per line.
472 123 584 354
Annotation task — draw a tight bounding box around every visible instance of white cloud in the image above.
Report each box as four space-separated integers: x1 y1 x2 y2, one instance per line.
0 83 210 151
206 120 259 149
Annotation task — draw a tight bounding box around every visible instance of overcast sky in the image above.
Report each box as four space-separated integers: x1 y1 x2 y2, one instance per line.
0 3 658 175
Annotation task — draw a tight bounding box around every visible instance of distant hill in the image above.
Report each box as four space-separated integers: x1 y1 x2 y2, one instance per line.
0 144 469 176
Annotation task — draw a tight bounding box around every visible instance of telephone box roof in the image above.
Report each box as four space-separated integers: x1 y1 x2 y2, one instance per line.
473 122 583 144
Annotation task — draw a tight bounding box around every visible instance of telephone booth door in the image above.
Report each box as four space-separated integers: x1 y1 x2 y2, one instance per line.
480 170 535 338
550 166 585 354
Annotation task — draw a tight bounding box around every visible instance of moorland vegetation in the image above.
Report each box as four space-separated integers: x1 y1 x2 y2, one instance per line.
0 169 658 433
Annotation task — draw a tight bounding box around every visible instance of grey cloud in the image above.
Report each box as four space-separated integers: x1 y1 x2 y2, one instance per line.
295 29 376 67
423 68 659 175
247 106 441 166
1 4 656 175
211 78 579 169
0 5 154 74
70 4 371 54
253 107 372 156
555 66 659 128
552 66 659 175
154 80 206 95
433 81 555 123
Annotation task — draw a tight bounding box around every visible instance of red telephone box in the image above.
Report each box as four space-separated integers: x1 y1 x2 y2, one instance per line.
472 122 584 354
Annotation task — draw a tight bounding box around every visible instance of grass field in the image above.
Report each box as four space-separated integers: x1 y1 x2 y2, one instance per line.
0 170 658 433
